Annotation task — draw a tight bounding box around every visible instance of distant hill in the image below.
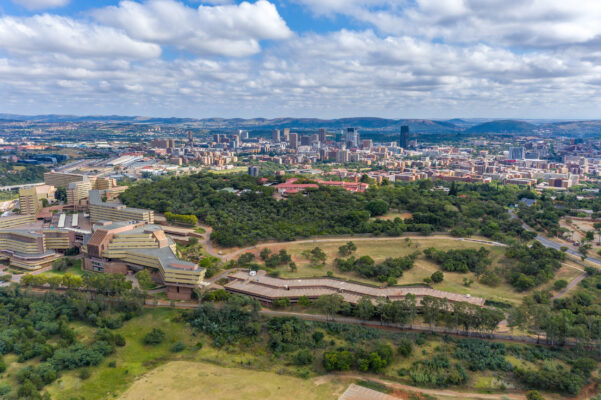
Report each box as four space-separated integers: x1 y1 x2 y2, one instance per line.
465 120 537 134
2 114 601 136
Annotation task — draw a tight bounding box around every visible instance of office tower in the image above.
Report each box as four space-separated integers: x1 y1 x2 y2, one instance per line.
231 135 240 148
248 166 260 177
362 139 373 150
336 150 350 163
188 131 194 146
272 129 280 142
345 128 359 148
509 147 525 160
318 128 326 142
400 125 409 148
283 128 290 142
300 135 311 146
288 132 299 150
238 130 249 140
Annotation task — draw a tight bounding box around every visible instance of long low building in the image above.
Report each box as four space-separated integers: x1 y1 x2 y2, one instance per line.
88 190 154 224
225 270 485 307
82 221 204 299
0 214 36 229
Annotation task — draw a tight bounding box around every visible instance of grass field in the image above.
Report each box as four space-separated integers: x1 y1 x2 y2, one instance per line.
244 237 583 305
118 361 347 400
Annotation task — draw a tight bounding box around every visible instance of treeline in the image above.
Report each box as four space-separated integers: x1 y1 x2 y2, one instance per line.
120 174 533 247
0 162 45 186
164 211 198 225
0 287 142 399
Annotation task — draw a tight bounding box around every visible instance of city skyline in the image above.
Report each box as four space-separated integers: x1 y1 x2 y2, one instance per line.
2 0 601 119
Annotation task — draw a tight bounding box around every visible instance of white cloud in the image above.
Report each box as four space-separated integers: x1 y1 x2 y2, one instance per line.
0 14 161 59
11 0 69 10
93 0 292 57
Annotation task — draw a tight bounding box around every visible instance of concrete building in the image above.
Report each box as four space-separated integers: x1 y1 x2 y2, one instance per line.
509 147 525 160
0 214 35 229
83 221 204 299
288 132 299 150
67 179 92 205
225 270 485 306
345 128 359 148
272 129 280 142
88 190 154 224
248 166 260 177
19 185 56 215
44 171 86 188
0 228 73 270
319 128 327 143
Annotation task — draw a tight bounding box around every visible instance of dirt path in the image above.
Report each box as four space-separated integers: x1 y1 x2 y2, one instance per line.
327 374 526 400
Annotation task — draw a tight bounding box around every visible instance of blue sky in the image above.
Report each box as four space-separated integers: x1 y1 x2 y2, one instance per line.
2 0 601 119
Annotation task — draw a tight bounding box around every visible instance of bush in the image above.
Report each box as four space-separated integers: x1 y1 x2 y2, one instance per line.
526 391 545 400
143 329 165 345
553 279 568 291
293 349 314 365
431 271 444 283
171 342 186 353
398 339 413 357
78 368 92 380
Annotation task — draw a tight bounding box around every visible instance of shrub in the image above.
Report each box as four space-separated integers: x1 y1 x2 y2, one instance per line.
431 271 444 283
298 296 311 307
78 368 92 380
398 339 413 357
293 349 314 365
526 391 545 400
171 342 186 353
143 329 165 345
553 279 568 291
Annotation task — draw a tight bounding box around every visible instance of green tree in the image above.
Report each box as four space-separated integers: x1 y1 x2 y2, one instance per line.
314 294 344 321
354 296 375 320
136 269 153 290
431 271 444 283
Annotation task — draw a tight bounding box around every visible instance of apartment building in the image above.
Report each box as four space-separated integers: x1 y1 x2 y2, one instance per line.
82 221 204 299
88 190 154 224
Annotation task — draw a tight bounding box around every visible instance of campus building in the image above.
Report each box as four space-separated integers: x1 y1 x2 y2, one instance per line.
0 214 36 229
18 185 56 215
44 171 87 188
67 179 92 205
0 229 74 270
88 190 154 224
225 270 485 307
82 221 204 299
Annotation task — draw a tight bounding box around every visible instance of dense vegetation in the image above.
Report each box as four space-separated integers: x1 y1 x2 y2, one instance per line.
0 162 45 186
334 252 419 282
0 286 142 399
120 174 531 247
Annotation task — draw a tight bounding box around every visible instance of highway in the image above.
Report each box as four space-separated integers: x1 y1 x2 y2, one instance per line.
508 209 601 266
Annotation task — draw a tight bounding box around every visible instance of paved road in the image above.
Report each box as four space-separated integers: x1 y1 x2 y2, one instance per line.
508 209 601 266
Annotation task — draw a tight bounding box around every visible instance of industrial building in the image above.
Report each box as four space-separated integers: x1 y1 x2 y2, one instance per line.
83 221 204 299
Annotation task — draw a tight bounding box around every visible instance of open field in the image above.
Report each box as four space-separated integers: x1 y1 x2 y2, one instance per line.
119 361 347 400
235 237 584 305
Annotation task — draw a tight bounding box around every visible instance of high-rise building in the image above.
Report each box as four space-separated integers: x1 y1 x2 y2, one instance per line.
272 129 280 142
336 150 350 163
248 166 260 177
400 125 409 149
67 179 92 206
187 131 194 146
318 128 327 143
288 132 299 150
345 128 359 148
283 128 290 142
509 147 525 160
239 130 249 140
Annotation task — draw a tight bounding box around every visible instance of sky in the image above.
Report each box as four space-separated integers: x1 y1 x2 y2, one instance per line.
2 0 601 119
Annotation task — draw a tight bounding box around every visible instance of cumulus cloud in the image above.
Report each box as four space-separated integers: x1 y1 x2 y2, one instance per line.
93 0 292 57
0 14 161 59
11 0 69 10
295 0 601 49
